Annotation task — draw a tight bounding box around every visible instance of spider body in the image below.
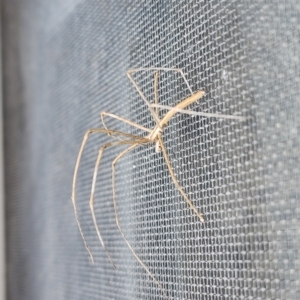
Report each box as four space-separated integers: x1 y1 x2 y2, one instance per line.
148 89 206 152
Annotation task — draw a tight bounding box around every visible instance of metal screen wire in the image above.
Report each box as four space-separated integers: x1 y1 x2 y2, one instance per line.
3 0 300 299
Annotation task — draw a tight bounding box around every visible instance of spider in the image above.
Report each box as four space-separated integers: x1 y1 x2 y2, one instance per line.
72 67 246 299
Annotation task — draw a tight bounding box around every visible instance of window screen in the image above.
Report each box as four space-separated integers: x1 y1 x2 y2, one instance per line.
3 0 300 299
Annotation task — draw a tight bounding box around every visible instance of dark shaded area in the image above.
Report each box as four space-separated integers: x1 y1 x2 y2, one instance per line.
2 0 300 299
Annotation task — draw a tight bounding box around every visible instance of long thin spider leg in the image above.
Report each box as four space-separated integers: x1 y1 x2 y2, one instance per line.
154 71 160 117
90 139 148 268
127 67 193 95
126 71 161 128
126 67 196 136
72 128 148 263
101 112 152 134
158 135 205 223
150 104 247 121
112 144 169 299
154 71 162 153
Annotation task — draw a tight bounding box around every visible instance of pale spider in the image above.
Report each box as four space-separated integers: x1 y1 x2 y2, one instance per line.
72 67 246 299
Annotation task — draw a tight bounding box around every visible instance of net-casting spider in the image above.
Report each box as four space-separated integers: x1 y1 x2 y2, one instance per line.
72 67 246 299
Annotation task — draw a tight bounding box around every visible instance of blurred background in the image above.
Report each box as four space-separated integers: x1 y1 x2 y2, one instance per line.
2 1 300 299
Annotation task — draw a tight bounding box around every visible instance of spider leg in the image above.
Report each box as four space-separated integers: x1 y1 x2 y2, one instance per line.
126 70 161 127
89 139 143 268
154 71 160 118
153 71 162 152
150 104 247 121
112 143 169 299
126 67 196 136
72 128 147 263
127 67 193 95
158 135 205 223
100 111 152 141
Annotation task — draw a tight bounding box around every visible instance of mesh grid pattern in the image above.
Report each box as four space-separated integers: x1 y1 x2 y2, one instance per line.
3 0 300 299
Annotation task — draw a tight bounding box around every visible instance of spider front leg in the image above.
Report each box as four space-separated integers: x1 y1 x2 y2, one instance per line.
100 111 152 138
126 67 196 136
111 143 169 300
154 71 160 117
127 67 194 96
154 71 163 153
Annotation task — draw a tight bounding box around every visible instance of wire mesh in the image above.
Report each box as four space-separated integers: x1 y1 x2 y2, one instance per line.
3 0 300 299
